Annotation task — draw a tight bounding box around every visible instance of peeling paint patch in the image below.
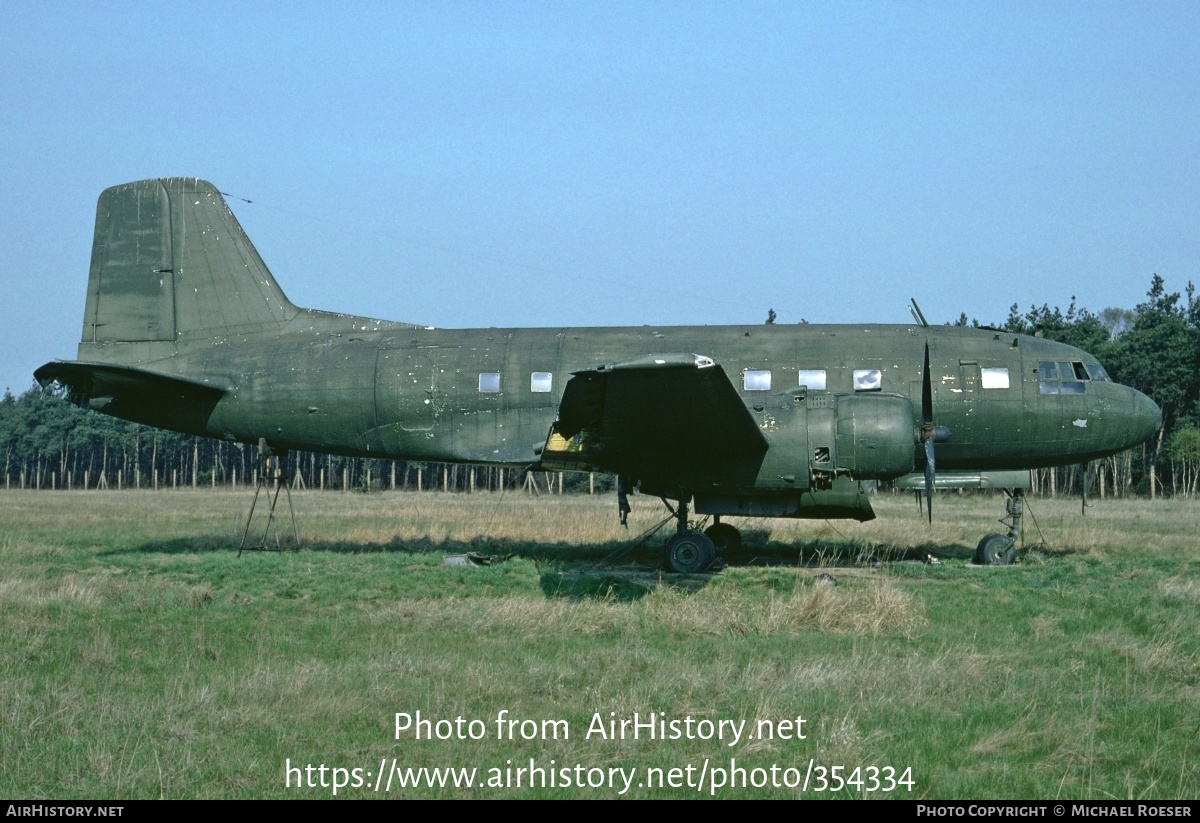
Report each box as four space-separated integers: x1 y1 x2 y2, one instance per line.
1073 418 1088 428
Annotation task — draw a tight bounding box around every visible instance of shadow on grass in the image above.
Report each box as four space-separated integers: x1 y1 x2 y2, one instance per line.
114 531 981 567
1021 541 1089 559
107 532 1006 604
112 534 667 561
538 567 685 602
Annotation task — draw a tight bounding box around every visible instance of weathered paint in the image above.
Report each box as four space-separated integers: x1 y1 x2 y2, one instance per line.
38 179 1163 523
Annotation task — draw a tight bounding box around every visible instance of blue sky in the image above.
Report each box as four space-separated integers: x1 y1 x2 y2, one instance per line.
3 2 1197 395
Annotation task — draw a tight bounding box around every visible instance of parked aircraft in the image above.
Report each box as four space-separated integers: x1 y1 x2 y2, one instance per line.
36 179 1162 571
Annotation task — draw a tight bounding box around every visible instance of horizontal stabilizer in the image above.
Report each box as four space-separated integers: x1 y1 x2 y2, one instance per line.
35 360 226 435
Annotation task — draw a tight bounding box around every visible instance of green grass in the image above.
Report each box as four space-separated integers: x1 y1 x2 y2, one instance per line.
1 488 1197 798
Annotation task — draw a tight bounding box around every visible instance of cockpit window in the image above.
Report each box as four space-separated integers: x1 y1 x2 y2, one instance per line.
1038 361 1087 395
1085 363 1111 381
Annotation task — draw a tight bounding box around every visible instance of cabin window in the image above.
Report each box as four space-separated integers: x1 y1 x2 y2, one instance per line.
743 369 771 391
797 369 827 390
981 367 1010 389
530 372 553 393
853 369 882 391
478 373 501 393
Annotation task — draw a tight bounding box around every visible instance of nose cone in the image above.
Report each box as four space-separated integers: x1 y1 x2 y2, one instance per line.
1129 387 1163 446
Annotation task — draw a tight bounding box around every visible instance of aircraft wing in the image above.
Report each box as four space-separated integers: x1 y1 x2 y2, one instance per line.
544 353 767 481
34 360 226 434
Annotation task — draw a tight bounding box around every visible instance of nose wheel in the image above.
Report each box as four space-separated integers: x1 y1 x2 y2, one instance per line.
975 489 1024 565
975 534 1017 565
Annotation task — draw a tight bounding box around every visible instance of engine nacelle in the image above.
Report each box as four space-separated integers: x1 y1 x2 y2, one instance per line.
798 391 918 482
826 392 916 479
751 391 917 490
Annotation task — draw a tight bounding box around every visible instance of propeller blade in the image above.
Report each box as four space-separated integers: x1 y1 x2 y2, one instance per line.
922 340 933 426
919 339 948 524
924 439 935 524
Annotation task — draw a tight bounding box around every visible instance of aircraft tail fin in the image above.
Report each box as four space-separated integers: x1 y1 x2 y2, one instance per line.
80 178 298 349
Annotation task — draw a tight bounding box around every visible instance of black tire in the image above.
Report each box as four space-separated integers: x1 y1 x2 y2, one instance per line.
665 531 717 573
703 522 742 554
976 533 1017 565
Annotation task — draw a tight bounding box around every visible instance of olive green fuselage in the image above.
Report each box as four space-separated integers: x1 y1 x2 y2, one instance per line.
79 315 1160 495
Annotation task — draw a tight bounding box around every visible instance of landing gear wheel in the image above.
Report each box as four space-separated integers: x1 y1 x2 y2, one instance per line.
976 533 1017 565
703 522 742 554
665 530 717 573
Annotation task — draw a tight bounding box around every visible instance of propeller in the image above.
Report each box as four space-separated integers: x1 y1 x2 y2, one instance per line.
919 340 951 523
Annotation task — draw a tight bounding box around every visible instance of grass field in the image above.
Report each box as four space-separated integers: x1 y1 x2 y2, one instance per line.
1 487 1197 799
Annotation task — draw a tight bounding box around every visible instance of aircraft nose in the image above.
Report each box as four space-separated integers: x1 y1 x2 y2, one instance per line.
1127 387 1163 445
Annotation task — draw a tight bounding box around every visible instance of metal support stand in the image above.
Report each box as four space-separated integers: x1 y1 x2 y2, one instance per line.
239 449 299 555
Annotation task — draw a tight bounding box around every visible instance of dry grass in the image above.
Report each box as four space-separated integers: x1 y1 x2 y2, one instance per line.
4 486 1198 556
1160 577 1200 601
1 488 1198 799
373 575 924 639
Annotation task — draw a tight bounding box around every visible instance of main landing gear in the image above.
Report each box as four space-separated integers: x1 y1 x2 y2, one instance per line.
703 518 742 553
662 499 741 573
975 489 1024 566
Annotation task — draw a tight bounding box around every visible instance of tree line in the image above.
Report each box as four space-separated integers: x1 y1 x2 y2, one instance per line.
5 275 1198 499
